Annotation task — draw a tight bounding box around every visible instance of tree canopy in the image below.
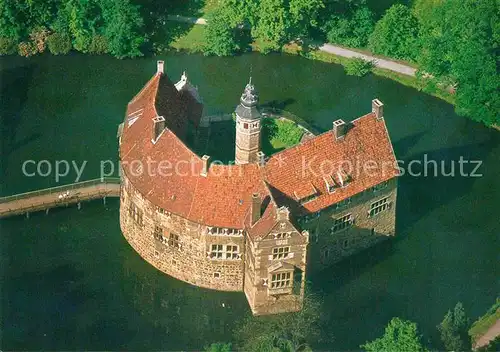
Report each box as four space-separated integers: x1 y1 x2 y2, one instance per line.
438 302 471 351
0 0 145 58
368 4 420 61
361 318 428 352
418 0 500 126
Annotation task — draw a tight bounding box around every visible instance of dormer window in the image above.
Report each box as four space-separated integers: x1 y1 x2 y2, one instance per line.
324 175 336 194
294 183 318 205
336 169 352 188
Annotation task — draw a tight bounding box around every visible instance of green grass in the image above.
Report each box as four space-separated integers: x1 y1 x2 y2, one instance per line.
262 118 304 156
168 23 206 53
469 299 500 342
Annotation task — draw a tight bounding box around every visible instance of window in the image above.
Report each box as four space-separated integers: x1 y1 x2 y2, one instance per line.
331 214 353 233
322 248 330 260
335 197 351 209
168 233 180 249
153 226 166 242
369 197 390 217
274 232 291 239
343 239 349 248
243 122 249 129
225 245 239 259
272 246 290 260
210 244 239 259
128 202 143 226
213 272 221 278
271 272 292 288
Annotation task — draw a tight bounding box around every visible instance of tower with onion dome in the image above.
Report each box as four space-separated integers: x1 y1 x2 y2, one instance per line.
234 78 262 165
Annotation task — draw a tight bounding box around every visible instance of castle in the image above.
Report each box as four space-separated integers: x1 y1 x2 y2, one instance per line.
118 61 399 315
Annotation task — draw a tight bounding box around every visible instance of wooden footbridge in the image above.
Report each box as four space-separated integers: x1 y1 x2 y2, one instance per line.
0 177 121 219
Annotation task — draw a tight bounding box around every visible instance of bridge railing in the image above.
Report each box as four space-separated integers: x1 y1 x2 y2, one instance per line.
0 177 121 204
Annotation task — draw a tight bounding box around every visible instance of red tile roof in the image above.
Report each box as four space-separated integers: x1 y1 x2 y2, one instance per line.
120 71 398 231
265 114 399 215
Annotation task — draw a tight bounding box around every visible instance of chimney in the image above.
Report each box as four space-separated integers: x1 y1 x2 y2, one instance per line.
201 155 210 177
256 151 265 166
277 206 290 221
372 99 384 119
251 193 261 225
152 116 166 143
333 119 347 140
157 60 164 75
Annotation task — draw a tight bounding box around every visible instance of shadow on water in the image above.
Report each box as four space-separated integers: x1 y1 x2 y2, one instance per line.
395 137 500 232
0 64 38 189
261 98 296 111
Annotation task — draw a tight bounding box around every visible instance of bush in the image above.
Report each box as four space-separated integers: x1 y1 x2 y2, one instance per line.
29 27 51 53
343 57 374 76
272 119 304 146
0 37 17 55
18 41 38 57
47 33 72 55
89 35 109 54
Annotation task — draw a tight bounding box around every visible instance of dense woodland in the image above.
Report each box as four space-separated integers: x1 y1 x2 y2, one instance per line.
0 0 498 125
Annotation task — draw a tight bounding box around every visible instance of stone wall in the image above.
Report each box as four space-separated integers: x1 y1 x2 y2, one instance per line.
304 177 398 272
244 211 309 315
120 172 245 291
235 116 261 164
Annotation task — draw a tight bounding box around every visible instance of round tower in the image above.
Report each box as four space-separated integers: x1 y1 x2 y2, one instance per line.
235 78 262 165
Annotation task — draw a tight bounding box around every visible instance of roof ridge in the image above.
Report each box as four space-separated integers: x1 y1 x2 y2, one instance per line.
129 74 159 105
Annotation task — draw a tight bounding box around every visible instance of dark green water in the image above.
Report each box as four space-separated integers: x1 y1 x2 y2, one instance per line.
1 53 499 350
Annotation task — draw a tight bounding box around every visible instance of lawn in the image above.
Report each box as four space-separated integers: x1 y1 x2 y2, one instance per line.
167 23 206 52
262 118 304 156
469 299 500 342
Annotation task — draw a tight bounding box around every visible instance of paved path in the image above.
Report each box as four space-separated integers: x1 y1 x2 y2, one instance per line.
319 44 416 76
474 318 500 349
167 15 207 25
167 15 417 77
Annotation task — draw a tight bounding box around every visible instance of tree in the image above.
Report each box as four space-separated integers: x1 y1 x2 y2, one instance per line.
0 0 24 39
361 318 428 352
60 0 103 53
418 0 500 126
47 32 72 55
438 302 471 351
100 0 145 58
235 294 321 351
324 7 374 48
368 4 420 61
204 4 241 56
251 0 324 51
204 342 232 352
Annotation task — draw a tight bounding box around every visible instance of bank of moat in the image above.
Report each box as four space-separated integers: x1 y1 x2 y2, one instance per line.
118 61 399 315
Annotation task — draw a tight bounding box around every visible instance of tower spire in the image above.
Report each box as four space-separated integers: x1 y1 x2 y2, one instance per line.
234 79 262 165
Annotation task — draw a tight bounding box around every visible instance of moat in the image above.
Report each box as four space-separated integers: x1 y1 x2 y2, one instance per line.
1 53 499 350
